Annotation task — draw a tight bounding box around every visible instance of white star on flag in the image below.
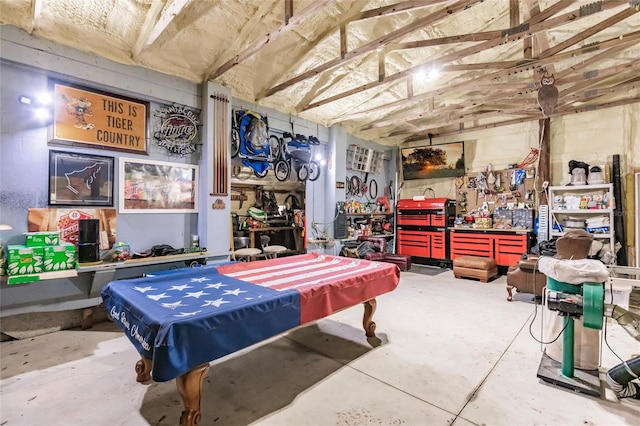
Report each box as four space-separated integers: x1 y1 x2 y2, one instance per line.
185 290 210 299
205 282 227 289
161 301 187 310
169 284 193 291
202 298 229 308
190 277 211 283
222 288 247 296
134 286 156 293
174 311 201 317
147 292 171 301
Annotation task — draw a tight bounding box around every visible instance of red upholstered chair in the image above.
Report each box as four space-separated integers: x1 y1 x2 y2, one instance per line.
356 236 412 271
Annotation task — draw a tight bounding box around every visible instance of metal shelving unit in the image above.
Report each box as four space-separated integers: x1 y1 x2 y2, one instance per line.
548 183 615 254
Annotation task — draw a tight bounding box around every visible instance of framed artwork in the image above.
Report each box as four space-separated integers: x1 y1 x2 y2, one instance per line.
119 157 198 213
49 80 148 154
49 150 114 206
401 142 465 180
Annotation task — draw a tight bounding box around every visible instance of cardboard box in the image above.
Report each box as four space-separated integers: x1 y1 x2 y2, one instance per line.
6 245 44 275
25 231 60 247
43 243 76 272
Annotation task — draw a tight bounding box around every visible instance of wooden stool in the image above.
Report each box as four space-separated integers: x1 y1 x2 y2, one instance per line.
262 245 287 259
453 255 498 283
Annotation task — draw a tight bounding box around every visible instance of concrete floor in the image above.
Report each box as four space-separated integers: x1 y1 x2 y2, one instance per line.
1 267 639 426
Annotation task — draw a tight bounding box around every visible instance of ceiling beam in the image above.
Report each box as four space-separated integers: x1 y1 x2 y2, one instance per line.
285 0 293 25
358 44 638 132
132 0 167 59
258 0 484 99
387 30 502 51
357 1 443 21
301 0 630 112
334 29 640 124
564 79 640 102
145 0 190 50
403 96 640 141
540 6 639 59
206 0 333 81
202 1 275 78
28 0 43 34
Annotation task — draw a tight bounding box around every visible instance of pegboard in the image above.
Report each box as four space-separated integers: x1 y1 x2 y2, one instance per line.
455 167 536 215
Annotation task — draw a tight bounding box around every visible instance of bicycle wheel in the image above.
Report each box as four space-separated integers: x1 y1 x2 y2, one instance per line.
297 164 309 181
307 161 320 181
254 167 269 179
231 128 240 158
268 135 281 162
274 159 291 181
232 165 251 180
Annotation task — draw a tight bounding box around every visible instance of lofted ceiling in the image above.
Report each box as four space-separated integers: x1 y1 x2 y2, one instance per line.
1 0 639 146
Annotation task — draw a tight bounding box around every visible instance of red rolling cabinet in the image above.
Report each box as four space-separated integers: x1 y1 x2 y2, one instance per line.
449 229 530 267
396 198 456 265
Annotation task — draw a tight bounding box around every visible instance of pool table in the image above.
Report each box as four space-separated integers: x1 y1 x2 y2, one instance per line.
101 253 400 426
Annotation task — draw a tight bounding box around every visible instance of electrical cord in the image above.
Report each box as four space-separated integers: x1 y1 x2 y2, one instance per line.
527 256 568 345
602 273 628 365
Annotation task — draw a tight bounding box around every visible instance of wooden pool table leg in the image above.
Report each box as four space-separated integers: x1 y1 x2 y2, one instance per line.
177 363 210 426
362 299 377 337
135 357 152 382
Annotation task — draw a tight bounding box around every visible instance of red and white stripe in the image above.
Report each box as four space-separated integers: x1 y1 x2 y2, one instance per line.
217 253 401 324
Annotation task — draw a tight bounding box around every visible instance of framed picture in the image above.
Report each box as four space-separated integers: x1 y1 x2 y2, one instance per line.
401 142 465 180
49 150 114 206
49 80 148 154
119 157 198 213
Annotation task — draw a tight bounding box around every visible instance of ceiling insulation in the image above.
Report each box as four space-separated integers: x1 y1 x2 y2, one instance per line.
1 0 639 146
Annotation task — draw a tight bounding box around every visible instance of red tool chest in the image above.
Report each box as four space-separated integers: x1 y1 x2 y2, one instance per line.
396 198 456 263
449 229 529 267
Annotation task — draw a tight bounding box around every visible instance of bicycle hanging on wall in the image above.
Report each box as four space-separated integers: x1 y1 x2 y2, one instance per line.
271 132 321 182
231 109 283 179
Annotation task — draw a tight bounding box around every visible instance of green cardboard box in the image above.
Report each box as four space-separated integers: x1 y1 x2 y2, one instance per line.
43 243 76 272
6 245 44 275
25 231 61 247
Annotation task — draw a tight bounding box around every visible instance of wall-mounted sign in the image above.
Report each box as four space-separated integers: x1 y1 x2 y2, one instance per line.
153 105 200 156
50 82 148 154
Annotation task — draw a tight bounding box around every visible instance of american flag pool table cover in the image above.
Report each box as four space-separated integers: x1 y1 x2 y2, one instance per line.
101 253 400 382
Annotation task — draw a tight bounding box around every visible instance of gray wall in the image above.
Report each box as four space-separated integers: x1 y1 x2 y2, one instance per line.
0 25 397 318
1 26 202 252
0 26 204 316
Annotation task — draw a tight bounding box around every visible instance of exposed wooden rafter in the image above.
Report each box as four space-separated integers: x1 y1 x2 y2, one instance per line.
206 0 333 81
28 0 43 34
335 28 640 127
258 0 484 99
408 97 640 140
301 0 629 112
132 0 167 59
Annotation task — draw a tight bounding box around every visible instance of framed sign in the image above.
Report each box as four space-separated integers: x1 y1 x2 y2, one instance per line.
119 157 198 213
401 142 465 180
49 150 114 206
50 81 148 154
